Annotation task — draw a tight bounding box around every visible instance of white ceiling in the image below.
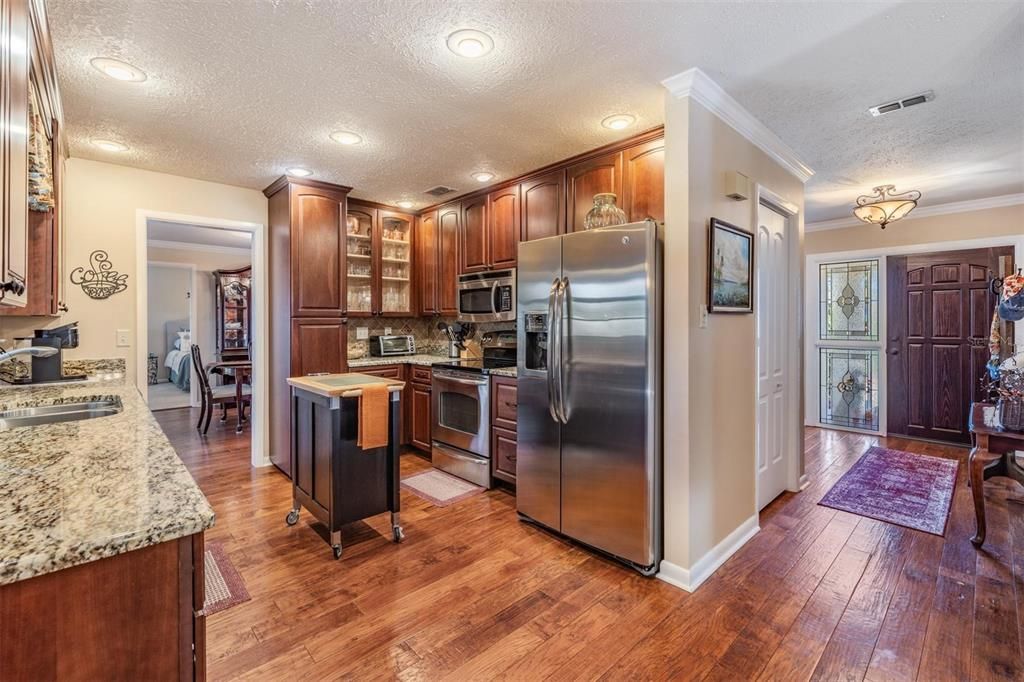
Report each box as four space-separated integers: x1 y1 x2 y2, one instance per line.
48 1 1024 222
147 220 252 250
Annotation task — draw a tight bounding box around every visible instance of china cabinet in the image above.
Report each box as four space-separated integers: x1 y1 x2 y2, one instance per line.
214 265 252 360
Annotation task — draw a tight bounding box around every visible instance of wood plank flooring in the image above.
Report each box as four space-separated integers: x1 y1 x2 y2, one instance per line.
154 409 1024 681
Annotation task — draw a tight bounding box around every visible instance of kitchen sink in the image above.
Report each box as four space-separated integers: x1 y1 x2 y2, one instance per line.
0 397 123 430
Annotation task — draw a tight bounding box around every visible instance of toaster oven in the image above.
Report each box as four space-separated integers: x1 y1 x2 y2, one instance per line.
369 335 416 356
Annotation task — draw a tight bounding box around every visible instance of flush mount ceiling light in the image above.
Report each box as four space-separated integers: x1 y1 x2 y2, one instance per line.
853 185 921 229
90 57 147 82
447 29 494 58
286 167 313 177
397 201 414 209
473 171 495 183
330 130 363 145
91 139 128 152
601 114 636 130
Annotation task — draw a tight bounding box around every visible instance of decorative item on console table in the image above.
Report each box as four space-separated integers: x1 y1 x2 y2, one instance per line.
708 217 753 314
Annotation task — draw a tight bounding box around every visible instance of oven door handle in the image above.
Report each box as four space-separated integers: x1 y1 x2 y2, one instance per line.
436 376 488 387
547 278 560 423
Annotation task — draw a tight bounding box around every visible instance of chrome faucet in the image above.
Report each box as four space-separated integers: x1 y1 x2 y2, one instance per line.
0 346 59 364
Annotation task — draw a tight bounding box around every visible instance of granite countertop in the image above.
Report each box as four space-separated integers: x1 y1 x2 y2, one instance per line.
347 354 518 378
347 353 448 368
0 377 215 586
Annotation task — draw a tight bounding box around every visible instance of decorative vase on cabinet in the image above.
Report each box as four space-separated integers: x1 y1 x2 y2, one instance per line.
584 193 627 230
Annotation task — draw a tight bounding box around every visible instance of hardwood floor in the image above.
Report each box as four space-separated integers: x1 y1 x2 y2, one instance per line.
154 409 1024 681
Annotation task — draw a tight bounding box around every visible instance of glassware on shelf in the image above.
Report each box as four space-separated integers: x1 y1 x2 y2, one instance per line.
583 193 627 230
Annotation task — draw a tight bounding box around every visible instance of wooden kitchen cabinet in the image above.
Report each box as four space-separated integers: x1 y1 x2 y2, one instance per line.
0 0 31 307
622 137 665 224
0 533 205 681
437 202 460 314
490 375 517 486
290 183 348 317
416 210 438 315
410 382 432 452
460 195 488 274
346 200 415 318
566 150 623 233
521 169 565 242
488 185 520 269
265 176 353 476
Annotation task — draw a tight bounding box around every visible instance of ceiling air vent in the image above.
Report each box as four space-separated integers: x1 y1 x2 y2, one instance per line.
424 185 457 197
868 90 934 117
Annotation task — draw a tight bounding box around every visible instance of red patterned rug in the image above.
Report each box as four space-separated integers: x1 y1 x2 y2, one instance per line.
819 446 959 535
204 542 251 616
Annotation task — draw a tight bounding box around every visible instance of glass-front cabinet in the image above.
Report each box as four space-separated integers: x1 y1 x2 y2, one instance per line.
345 201 413 317
214 266 252 360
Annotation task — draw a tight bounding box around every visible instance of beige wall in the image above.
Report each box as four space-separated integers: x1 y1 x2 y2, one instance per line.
146 264 191 381
663 97 805 572
806 203 1023 254
0 159 266 384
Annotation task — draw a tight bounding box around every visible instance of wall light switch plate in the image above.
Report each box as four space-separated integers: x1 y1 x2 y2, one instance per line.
356 327 369 340
699 304 709 329
116 329 131 347
384 327 392 335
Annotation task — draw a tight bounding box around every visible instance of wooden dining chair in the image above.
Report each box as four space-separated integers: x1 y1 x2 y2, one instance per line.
191 344 251 434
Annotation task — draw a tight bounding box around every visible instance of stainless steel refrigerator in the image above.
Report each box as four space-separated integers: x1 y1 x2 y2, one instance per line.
516 220 662 575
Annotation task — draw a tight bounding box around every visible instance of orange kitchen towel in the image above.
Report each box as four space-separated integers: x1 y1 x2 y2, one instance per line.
357 383 389 450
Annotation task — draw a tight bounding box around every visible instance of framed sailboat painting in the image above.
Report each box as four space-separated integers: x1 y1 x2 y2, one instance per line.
708 218 754 313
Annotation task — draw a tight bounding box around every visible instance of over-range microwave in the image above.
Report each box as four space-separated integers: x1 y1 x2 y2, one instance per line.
456 269 516 322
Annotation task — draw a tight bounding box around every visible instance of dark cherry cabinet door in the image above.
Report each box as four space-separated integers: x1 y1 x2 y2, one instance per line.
410 383 432 451
460 196 488 273
488 185 520 269
492 426 518 485
290 318 348 377
417 211 438 314
437 202 460 314
291 186 346 317
622 138 665 224
887 247 1013 444
566 151 623 233
521 170 565 242
344 205 376 318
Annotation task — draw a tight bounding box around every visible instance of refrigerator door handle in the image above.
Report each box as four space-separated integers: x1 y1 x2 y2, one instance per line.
557 277 570 424
546 278 560 423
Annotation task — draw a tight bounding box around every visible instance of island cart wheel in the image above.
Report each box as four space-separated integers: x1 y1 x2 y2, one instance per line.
285 509 299 526
393 525 405 543
332 545 343 560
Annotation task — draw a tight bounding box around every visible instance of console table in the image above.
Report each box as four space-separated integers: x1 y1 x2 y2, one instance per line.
968 402 1024 547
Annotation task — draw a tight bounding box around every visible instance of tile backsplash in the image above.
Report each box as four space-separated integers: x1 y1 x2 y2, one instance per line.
347 317 512 359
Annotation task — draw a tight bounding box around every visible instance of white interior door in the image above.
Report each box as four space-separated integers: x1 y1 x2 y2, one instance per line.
756 201 789 509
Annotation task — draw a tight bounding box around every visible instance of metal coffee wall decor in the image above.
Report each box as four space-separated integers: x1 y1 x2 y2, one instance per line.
70 250 128 299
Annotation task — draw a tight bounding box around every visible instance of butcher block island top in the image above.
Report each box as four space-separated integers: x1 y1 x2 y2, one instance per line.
0 377 215 586
286 372 405 398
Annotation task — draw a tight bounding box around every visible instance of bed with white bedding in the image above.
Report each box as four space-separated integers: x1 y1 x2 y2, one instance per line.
164 320 191 391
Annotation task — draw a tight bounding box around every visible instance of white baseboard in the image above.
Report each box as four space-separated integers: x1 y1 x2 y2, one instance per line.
656 514 760 592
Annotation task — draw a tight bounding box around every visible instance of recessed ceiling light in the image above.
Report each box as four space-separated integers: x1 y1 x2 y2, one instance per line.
473 171 495 183
286 167 312 177
601 114 636 130
92 139 128 152
330 130 363 145
90 57 147 82
397 201 414 209
447 29 494 58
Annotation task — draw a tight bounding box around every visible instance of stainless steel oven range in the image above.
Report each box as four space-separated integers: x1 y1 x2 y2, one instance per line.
431 330 516 488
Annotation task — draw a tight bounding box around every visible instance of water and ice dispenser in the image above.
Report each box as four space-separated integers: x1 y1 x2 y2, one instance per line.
523 312 549 371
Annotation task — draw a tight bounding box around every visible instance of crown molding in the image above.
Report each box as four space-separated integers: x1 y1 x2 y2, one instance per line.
148 239 252 257
805 193 1024 232
661 67 814 184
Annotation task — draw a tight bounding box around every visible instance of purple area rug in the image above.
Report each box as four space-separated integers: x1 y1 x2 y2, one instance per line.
818 446 958 536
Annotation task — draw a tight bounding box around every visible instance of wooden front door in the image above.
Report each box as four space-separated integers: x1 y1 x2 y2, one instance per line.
887 247 1013 443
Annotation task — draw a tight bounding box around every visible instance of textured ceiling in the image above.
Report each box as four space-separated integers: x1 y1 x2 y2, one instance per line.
47 1 1024 221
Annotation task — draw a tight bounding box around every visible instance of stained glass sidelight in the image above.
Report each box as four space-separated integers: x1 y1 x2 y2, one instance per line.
819 348 880 430
819 260 879 341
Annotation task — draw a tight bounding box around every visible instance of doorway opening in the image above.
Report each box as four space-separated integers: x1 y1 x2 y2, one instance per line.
136 210 269 467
